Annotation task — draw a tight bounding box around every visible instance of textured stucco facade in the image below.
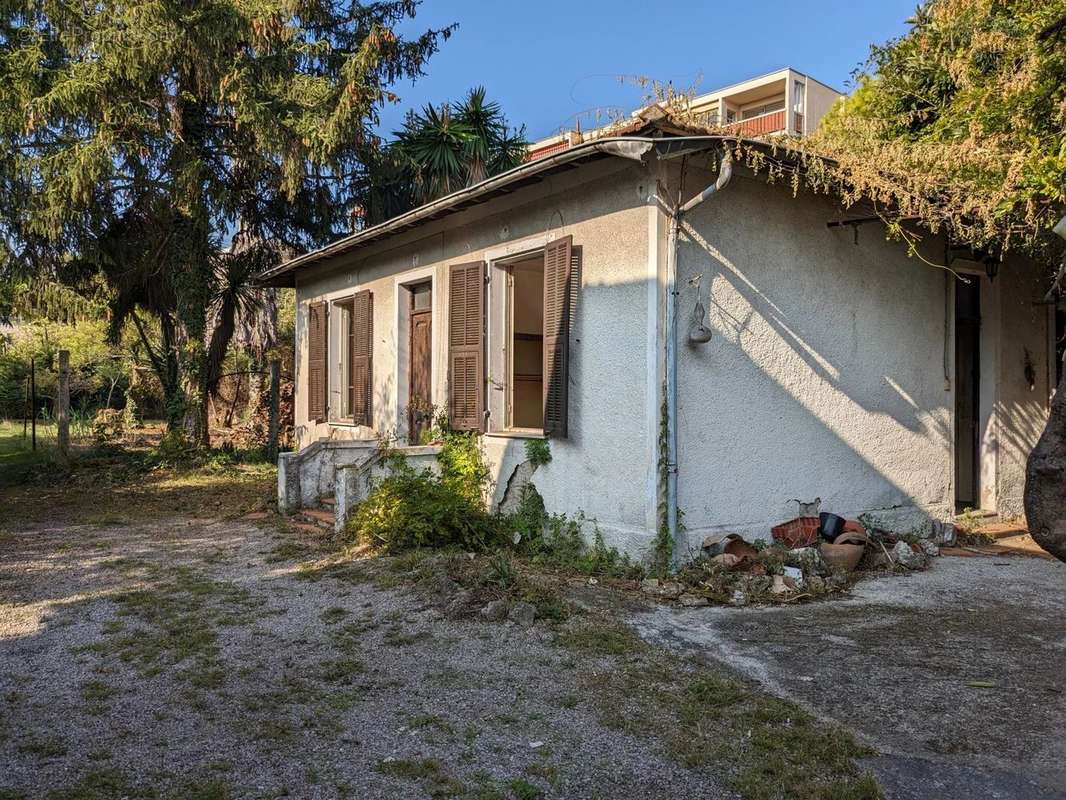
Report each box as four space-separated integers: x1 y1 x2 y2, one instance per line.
288 150 1052 559
293 159 658 551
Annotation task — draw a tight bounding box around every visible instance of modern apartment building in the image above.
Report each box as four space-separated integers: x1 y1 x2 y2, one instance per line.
528 67 842 159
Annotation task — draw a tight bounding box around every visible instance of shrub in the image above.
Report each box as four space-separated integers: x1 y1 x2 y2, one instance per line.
346 431 640 580
346 433 500 554
92 408 125 443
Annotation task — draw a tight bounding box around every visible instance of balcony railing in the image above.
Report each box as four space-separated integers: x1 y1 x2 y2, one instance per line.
724 109 786 137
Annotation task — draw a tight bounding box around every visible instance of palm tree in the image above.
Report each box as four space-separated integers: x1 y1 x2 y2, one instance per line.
360 87 528 224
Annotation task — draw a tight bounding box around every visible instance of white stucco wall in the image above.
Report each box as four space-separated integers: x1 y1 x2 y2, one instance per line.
293 159 659 551
288 149 1050 559
668 163 1050 549
988 255 1054 516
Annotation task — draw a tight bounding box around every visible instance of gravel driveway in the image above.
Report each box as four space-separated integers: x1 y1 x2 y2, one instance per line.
0 514 736 800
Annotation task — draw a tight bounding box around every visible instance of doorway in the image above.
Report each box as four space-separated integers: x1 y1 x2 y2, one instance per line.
408 281 432 443
955 279 981 512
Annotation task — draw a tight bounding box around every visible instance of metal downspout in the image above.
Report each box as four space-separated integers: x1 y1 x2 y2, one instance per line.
666 153 733 564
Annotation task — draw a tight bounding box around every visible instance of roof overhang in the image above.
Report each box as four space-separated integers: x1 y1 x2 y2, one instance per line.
258 130 745 287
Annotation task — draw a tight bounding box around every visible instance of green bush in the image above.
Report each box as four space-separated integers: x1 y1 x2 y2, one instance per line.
346 433 500 554
346 431 641 580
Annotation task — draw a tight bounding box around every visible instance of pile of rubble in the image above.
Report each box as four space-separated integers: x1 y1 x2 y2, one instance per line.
643 510 957 608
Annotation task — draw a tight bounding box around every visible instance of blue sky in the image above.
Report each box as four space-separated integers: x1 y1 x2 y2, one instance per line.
377 0 918 141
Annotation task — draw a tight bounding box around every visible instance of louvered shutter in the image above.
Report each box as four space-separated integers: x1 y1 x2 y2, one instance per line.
307 301 328 423
543 236 574 438
349 290 373 426
448 261 486 431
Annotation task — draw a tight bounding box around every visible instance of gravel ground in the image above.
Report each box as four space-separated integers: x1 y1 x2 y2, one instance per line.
0 515 735 800
631 554 1066 800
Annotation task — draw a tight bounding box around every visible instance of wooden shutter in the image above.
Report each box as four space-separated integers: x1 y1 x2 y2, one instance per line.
543 235 574 438
349 290 373 426
448 261 486 431
307 300 328 423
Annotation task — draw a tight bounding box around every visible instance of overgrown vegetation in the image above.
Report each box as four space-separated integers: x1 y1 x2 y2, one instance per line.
344 430 639 580
524 438 551 468
346 432 499 554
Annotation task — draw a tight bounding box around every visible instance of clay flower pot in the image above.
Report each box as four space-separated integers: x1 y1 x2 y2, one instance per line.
819 530 868 572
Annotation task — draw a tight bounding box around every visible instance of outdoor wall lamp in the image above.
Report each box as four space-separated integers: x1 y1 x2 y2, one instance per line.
687 273 713 344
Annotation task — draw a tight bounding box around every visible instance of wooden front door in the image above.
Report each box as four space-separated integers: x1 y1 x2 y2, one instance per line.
409 299 433 443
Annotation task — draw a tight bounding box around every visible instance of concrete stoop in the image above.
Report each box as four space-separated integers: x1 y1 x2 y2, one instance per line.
278 440 441 533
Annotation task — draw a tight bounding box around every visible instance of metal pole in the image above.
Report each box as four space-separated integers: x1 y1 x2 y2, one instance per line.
30 357 36 452
57 350 70 466
267 359 280 462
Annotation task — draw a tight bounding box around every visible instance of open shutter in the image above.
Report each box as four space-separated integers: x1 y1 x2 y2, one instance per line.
543 236 574 437
349 290 373 426
307 300 328 423
448 261 486 431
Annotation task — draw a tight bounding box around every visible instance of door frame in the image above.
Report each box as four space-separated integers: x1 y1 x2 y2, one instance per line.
393 267 437 440
408 303 433 442
951 269 1000 513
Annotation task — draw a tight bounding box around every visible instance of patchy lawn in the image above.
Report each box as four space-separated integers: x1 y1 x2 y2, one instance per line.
0 457 881 800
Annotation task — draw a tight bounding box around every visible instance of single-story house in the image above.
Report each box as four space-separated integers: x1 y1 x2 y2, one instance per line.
261 117 1057 559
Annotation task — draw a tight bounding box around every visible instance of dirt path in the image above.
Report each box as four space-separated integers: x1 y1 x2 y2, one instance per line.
1 514 735 800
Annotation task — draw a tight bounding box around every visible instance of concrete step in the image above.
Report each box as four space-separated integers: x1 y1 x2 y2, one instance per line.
296 508 335 530
975 521 1028 540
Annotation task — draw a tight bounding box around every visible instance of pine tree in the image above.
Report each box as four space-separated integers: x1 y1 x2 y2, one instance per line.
0 0 451 442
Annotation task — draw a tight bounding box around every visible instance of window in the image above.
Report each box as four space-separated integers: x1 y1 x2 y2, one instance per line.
330 290 372 426
506 256 545 430
332 298 353 419
448 236 574 437
793 80 805 114
740 97 785 120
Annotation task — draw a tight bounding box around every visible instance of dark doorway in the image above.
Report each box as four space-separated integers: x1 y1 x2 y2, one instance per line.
408 282 432 444
955 279 981 512
1055 307 1065 389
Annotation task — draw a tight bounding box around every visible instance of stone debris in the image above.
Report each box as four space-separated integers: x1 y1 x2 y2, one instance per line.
919 540 941 557
507 601 537 627
640 578 683 600
479 599 510 622
785 547 828 576
892 540 929 570
678 593 709 608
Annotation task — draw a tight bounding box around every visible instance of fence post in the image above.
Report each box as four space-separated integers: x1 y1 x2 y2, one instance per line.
267 359 280 463
30 357 36 452
57 350 71 466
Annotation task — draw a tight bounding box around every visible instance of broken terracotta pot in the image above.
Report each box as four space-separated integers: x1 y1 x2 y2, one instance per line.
702 533 759 569
771 517 821 549
819 529 868 572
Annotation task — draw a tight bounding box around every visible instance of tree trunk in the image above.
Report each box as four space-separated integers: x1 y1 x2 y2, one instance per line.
1024 366 1066 562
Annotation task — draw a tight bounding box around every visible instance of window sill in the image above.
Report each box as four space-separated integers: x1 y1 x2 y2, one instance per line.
484 429 546 441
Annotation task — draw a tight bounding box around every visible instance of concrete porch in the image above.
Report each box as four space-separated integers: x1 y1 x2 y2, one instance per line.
278 439 441 533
